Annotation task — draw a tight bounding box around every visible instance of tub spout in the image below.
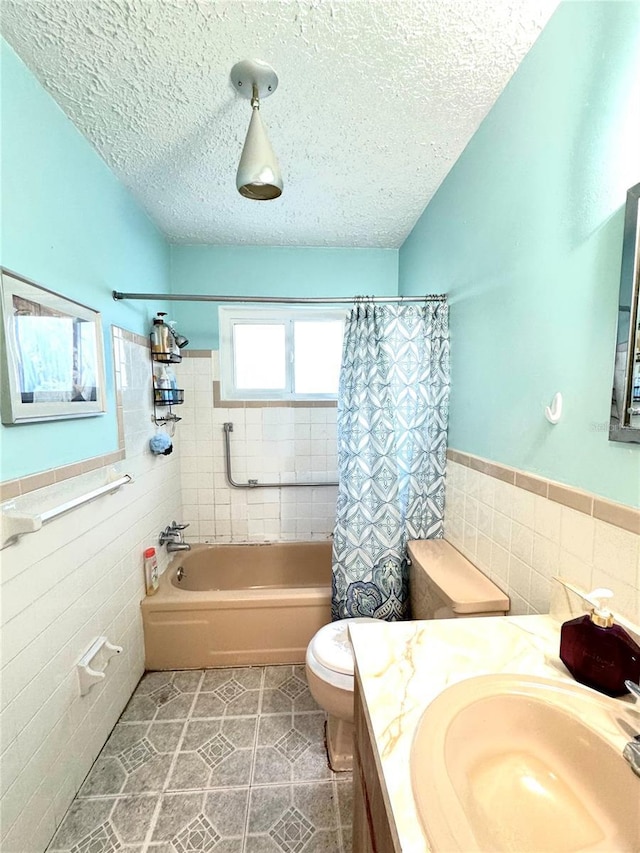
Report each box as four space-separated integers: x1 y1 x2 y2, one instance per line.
166 540 191 552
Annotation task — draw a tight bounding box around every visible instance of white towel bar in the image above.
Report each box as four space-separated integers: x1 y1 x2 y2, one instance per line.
1 473 132 548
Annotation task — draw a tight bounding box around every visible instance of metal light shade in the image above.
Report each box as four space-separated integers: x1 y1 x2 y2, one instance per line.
236 106 283 200
231 59 283 200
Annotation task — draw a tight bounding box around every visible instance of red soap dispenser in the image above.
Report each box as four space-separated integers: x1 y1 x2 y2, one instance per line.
559 588 640 697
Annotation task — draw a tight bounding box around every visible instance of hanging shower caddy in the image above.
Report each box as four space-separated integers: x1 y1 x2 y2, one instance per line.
150 312 185 426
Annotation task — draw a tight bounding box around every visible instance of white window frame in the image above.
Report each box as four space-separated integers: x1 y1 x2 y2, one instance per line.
219 306 346 401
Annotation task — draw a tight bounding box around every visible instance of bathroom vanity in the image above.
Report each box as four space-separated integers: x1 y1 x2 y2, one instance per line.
350 614 640 853
353 674 398 853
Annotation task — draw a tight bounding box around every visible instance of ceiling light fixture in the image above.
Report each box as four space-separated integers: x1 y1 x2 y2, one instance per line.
231 59 283 201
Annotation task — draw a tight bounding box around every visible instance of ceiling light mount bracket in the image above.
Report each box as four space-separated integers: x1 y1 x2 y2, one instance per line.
231 59 278 101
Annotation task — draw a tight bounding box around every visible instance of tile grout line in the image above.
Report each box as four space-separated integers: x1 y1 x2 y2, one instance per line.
140 670 205 853
75 776 343 802
139 795 164 853
332 774 343 853
241 666 266 853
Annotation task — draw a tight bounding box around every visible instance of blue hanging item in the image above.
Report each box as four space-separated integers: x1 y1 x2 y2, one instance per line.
150 432 173 455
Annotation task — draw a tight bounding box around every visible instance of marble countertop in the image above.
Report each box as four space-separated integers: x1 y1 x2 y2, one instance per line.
349 614 637 853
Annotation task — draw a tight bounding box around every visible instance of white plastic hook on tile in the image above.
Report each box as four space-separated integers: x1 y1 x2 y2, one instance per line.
77 636 123 696
545 392 563 424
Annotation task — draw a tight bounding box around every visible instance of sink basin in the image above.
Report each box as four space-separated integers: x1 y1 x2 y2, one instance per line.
411 674 640 852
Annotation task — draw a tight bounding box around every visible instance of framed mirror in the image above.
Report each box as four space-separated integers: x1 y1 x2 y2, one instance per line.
610 183 640 444
0 269 106 424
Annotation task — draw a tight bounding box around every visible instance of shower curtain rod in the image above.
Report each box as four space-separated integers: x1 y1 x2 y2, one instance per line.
112 291 447 305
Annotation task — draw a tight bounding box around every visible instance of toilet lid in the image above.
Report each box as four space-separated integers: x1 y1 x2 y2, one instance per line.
311 617 379 676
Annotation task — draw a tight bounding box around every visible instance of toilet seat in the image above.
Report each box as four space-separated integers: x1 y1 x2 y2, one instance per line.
306 617 379 691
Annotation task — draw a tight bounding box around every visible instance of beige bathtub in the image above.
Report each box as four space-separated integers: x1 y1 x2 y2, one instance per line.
141 541 332 670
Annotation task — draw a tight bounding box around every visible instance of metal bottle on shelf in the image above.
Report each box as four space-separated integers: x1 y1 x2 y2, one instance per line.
150 313 170 356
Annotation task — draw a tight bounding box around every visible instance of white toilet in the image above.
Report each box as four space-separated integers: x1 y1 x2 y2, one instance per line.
305 539 510 771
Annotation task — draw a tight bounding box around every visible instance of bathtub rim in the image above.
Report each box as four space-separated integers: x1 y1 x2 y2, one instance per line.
142 541 332 611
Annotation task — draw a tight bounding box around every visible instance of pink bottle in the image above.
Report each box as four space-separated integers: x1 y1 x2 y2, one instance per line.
559 589 640 697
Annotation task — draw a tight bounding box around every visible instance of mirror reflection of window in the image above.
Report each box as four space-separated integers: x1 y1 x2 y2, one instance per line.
632 318 640 428
12 296 97 404
610 183 640 443
73 320 98 402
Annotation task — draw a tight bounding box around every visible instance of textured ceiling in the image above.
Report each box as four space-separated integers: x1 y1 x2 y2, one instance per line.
1 0 558 247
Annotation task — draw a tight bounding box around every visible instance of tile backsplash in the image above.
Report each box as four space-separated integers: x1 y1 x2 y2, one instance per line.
175 353 338 543
445 455 640 624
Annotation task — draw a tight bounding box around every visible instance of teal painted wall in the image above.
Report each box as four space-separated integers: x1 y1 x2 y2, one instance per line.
399 1 640 507
169 245 399 349
0 41 170 481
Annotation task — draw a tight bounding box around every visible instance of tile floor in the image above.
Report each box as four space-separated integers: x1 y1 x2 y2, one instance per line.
48 666 352 853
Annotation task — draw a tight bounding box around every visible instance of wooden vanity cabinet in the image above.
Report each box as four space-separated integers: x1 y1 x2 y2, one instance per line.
353 672 399 853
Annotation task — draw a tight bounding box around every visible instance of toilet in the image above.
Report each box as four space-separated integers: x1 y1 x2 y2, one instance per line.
305 540 510 771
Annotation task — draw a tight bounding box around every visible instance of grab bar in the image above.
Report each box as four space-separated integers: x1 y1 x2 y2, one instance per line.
1 473 133 548
223 422 338 489
40 474 133 522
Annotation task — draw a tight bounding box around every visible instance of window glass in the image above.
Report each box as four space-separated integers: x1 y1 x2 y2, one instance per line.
233 323 286 390
220 307 345 400
294 320 343 394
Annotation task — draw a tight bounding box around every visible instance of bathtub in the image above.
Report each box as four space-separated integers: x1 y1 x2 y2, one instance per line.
141 541 332 670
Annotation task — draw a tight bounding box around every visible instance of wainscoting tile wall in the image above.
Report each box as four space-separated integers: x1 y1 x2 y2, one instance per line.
175 354 338 544
0 330 182 853
445 456 640 623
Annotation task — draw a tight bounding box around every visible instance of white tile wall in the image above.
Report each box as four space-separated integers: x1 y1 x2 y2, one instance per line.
0 335 182 853
445 460 640 623
175 354 338 543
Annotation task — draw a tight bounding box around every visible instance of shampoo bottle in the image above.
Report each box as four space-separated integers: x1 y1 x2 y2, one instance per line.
143 547 159 595
559 588 640 697
155 365 171 404
165 365 178 403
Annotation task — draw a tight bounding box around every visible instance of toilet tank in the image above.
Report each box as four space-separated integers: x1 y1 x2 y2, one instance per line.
408 540 509 619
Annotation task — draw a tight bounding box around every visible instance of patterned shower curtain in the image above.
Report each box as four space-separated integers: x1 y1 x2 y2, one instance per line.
331 300 450 621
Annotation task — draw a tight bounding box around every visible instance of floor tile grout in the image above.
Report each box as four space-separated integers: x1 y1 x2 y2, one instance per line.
75 778 349 800
242 666 266 853
139 794 164 853
140 669 204 852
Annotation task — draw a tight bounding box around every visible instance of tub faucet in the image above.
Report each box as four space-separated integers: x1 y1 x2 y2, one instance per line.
159 522 191 552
